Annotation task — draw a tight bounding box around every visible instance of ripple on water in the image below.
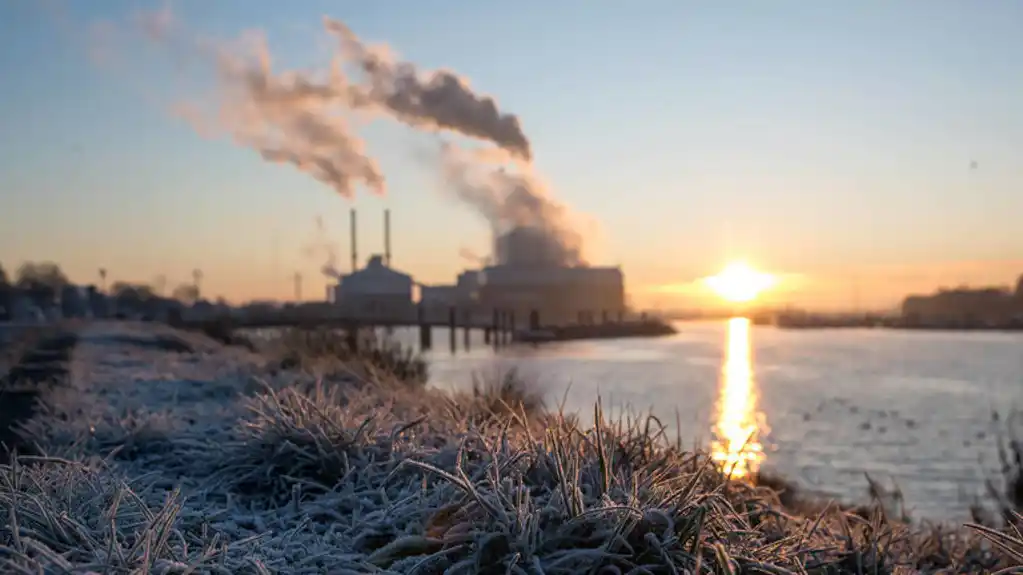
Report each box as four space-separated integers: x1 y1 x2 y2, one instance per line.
401 321 1023 521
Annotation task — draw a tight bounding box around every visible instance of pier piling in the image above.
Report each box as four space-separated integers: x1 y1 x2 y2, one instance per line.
345 325 359 353
417 305 432 350
463 309 471 351
448 307 457 354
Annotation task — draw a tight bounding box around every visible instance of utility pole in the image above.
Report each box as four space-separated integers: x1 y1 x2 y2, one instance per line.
192 269 203 301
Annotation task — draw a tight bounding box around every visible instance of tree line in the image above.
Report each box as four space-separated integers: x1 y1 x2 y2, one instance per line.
0 261 201 306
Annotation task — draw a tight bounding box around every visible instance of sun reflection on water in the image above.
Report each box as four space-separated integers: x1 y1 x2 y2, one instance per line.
711 317 766 479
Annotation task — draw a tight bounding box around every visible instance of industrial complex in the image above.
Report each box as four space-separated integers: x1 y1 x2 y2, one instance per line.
329 209 627 327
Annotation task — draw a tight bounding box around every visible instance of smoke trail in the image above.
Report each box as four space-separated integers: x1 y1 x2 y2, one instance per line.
183 32 387 199
134 14 532 199
304 216 342 279
322 18 532 161
88 9 589 265
439 144 589 267
458 246 491 267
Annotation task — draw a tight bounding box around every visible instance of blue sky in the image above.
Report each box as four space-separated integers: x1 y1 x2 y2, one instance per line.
2 0 1022 309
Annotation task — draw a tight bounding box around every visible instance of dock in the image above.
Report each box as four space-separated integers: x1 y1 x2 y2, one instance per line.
175 303 676 354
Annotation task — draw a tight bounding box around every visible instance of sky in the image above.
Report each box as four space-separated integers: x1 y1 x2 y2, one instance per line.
2 0 1022 310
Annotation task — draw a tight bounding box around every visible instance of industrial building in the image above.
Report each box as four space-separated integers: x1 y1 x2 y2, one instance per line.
331 209 417 320
333 253 416 319
328 211 627 328
902 276 1023 327
419 271 483 309
476 263 625 326
477 225 626 326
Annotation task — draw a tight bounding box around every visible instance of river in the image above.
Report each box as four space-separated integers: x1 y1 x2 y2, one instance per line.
378 318 1023 522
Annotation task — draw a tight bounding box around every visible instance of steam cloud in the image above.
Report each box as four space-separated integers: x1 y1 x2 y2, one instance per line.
121 11 590 267
304 216 342 279
323 18 532 162
440 145 588 266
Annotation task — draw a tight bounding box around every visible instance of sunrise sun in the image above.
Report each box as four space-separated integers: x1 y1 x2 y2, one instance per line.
705 262 777 303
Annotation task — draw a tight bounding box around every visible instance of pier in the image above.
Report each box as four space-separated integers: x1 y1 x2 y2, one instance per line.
177 303 675 354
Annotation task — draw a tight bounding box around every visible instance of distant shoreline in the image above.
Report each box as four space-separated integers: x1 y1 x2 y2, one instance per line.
771 322 1023 332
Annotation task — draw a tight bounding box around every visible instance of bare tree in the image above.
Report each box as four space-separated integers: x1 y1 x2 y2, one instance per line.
17 262 69 291
111 282 157 310
0 263 8 286
172 283 200 305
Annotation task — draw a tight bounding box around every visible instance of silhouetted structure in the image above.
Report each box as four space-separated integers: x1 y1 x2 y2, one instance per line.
902 274 1023 328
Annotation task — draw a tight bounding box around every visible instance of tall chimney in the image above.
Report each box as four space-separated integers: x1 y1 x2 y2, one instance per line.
350 208 358 272
384 209 392 267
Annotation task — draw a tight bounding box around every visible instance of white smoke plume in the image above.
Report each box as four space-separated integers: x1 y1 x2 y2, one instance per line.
439 144 590 267
458 246 491 267
322 18 532 161
92 9 592 267
180 32 386 199
304 216 342 279
143 15 532 199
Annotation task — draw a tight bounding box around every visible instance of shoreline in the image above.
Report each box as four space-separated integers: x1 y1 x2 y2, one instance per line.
753 315 1023 332
0 321 1019 572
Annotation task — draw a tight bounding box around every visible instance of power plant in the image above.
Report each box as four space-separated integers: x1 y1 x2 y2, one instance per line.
473 226 625 326
329 210 626 326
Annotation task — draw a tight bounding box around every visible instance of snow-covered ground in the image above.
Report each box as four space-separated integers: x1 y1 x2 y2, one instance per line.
1 322 544 573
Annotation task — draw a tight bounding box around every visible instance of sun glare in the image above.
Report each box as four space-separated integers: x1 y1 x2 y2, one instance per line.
710 317 766 478
705 262 776 303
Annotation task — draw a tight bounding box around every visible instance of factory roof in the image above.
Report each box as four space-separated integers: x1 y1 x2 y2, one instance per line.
343 255 412 281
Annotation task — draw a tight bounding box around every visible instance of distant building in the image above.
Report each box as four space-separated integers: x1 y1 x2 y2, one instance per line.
333 255 416 320
902 285 1021 327
183 300 219 322
419 285 460 308
7 293 43 323
86 286 112 319
419 271 484 311
60 285 89 319
477 264 626 326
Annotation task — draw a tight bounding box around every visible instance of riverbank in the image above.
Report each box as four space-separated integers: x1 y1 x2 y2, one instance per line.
758 311 1023 331
0 322 1018 573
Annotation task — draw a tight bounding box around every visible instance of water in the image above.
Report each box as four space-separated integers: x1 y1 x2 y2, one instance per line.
378 319 1023 521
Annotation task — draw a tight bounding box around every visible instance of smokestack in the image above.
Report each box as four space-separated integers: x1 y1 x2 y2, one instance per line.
384 208 391 267
350 208 358 272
